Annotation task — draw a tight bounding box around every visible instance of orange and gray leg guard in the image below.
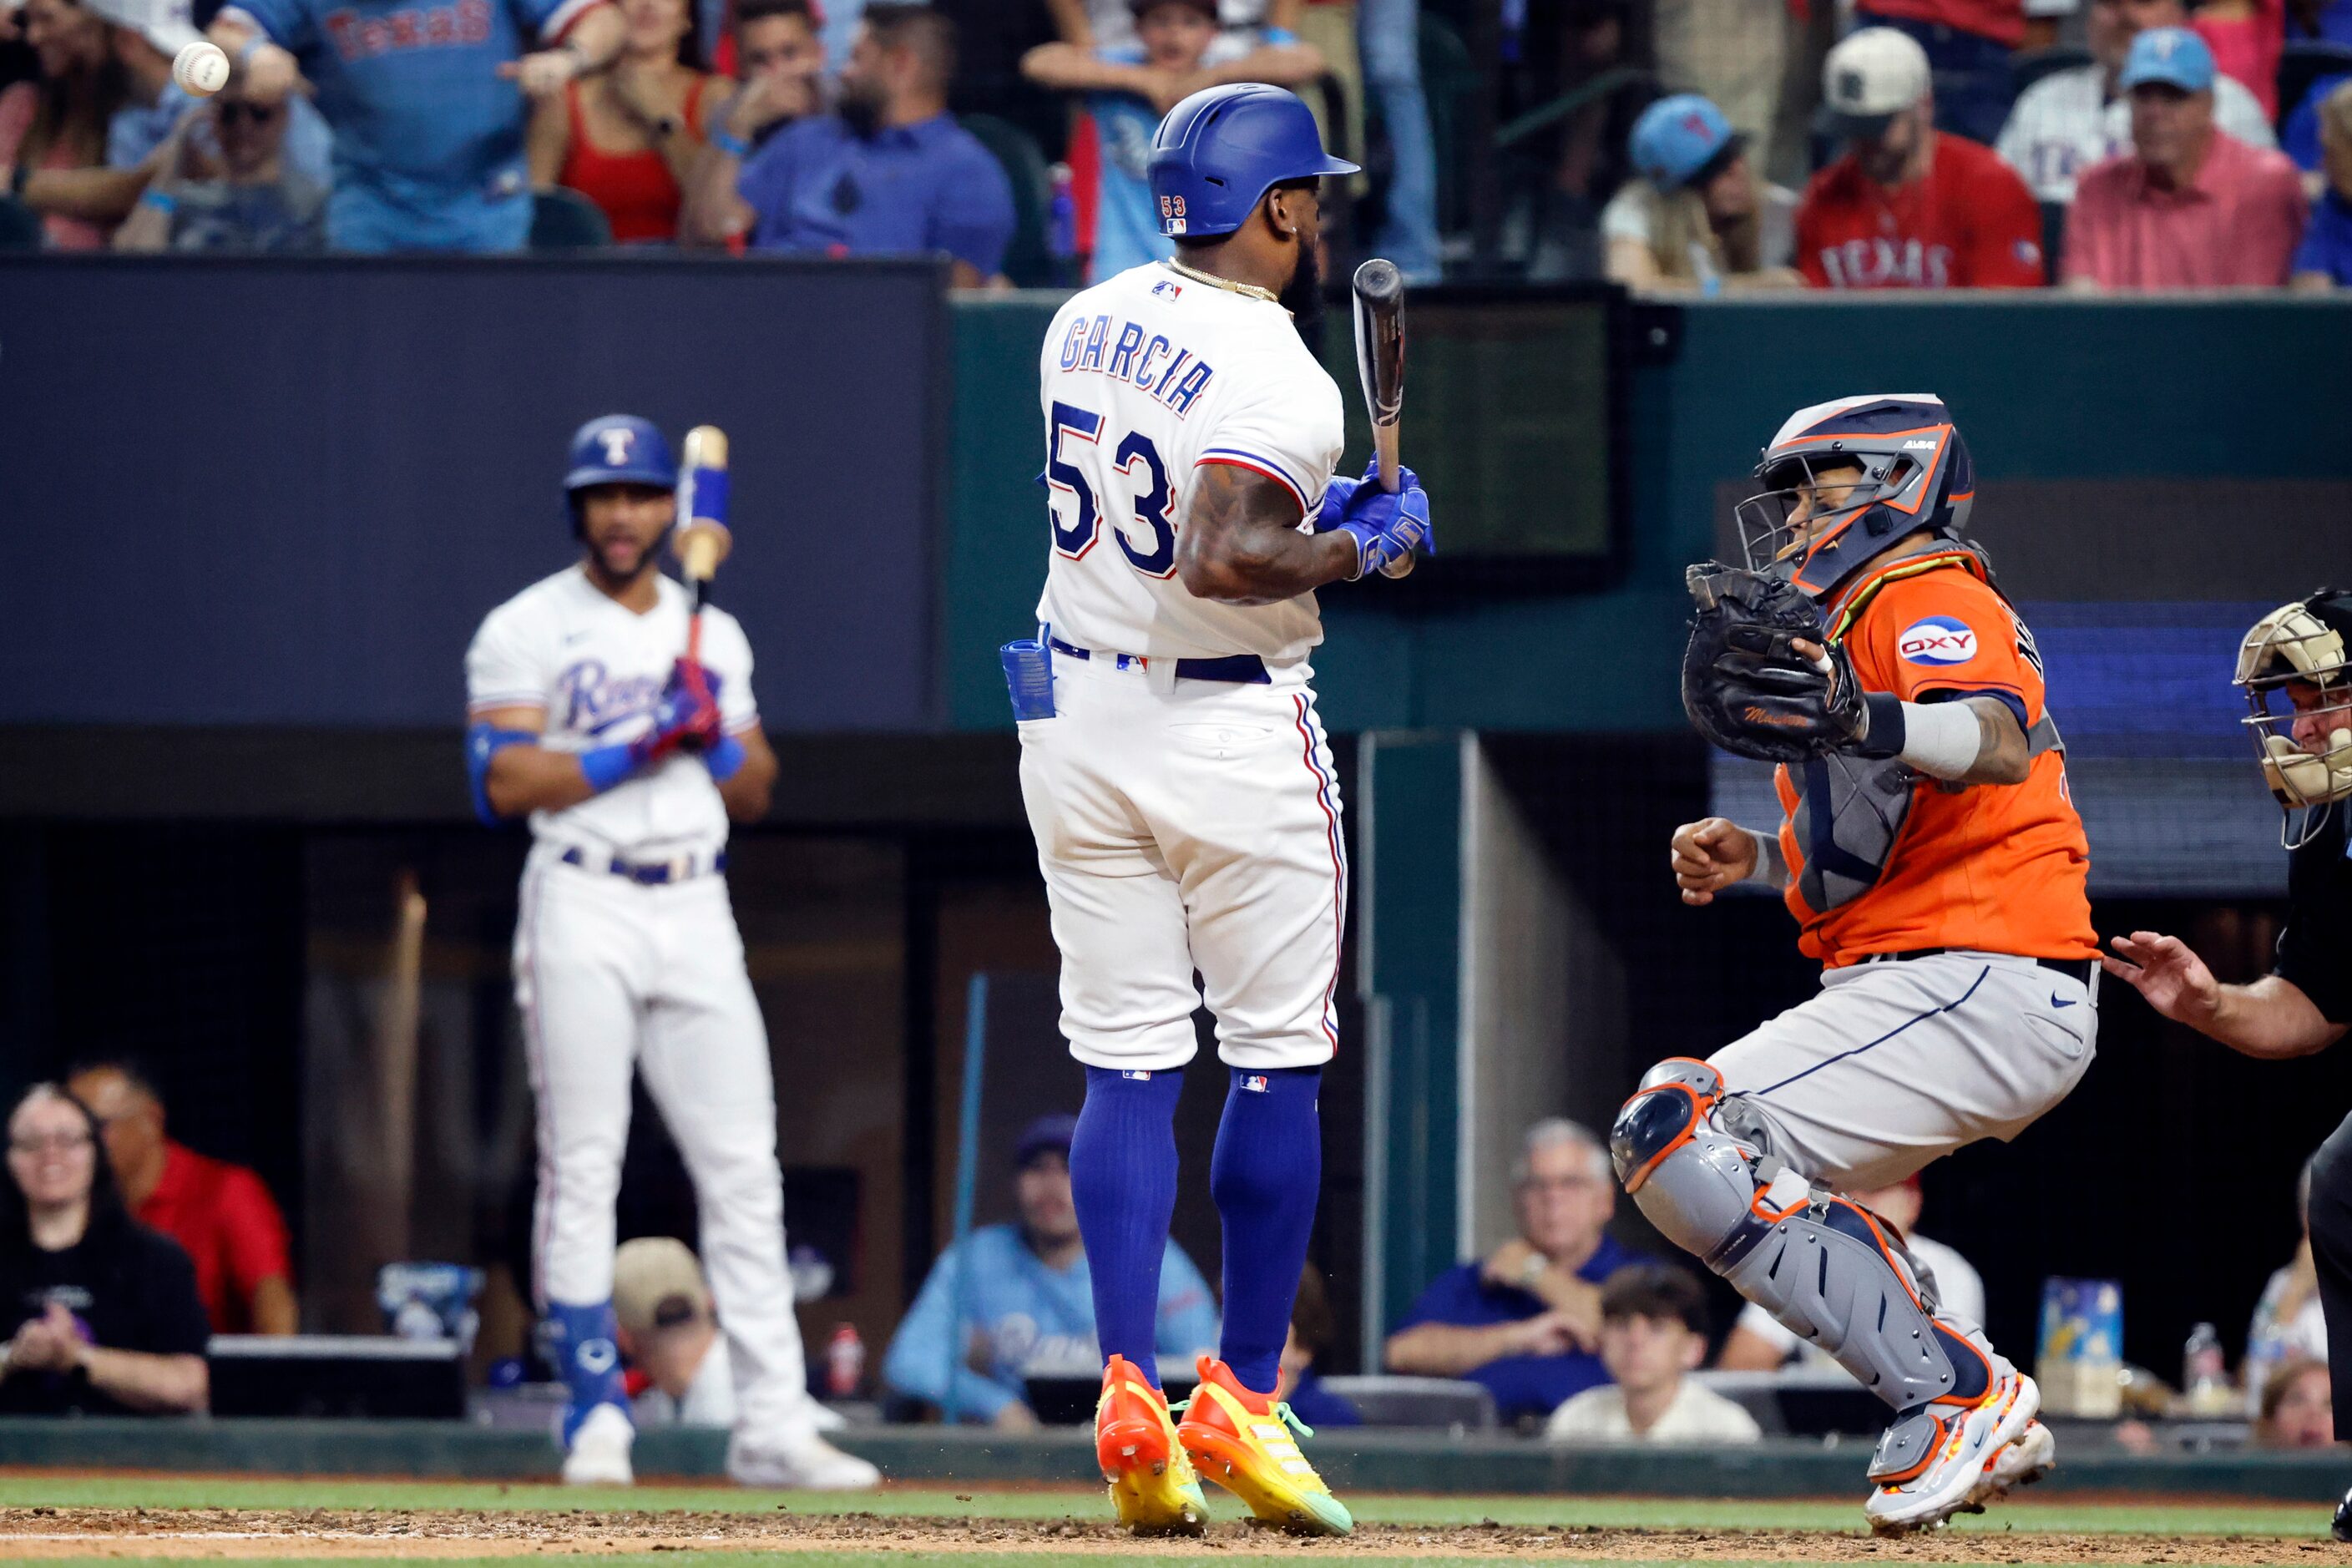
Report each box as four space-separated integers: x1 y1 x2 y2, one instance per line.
1611 1059 2008 1485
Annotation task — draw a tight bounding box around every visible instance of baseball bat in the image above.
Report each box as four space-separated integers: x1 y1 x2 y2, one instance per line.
1350 257 1414 579
675 426 732 662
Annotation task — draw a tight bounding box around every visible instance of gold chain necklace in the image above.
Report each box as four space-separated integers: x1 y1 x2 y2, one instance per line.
1161 257 1283 308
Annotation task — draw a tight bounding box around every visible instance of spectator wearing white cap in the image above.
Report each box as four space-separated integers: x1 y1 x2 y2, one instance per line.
1601 92 1798 294
1793 26 2044 288
1995 0 2273 204
1848 0 2023 146
2064 27 2305 288
613 1237 734 1428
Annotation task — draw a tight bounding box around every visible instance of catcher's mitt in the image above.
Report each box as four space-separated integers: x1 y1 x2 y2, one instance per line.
1680 563 1867 763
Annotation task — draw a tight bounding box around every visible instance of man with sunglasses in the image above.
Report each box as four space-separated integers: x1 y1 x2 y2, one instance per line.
2097 590 2352 1538
1613 393 2096 1535
114 82 326 251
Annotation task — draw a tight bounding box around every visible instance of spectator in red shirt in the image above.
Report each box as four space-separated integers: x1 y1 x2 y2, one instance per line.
66 1064 296 1336
2065 27 2308 288
1796 27 2046 289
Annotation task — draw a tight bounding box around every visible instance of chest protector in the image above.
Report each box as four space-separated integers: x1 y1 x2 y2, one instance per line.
1784 549 2066 919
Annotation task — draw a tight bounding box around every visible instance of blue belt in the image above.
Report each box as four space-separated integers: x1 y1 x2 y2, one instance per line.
1047 637 1268 685
559 847 728 885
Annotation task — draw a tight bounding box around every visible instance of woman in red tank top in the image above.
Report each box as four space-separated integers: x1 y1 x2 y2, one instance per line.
527 0 718 244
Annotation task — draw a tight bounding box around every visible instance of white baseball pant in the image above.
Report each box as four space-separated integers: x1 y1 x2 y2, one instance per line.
513 847 816 1439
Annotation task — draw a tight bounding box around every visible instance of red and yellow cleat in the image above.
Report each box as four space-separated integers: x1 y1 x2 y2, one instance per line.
1094 1355 1209 1535
1175 1354 1353 1536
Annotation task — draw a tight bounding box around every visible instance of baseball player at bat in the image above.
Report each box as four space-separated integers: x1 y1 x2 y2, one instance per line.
1013 83 1429 1539
463 415 876 1493
1617 395 2097 1535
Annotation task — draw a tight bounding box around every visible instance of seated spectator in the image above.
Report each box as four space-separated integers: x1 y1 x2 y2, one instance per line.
2293 79 2352 288
2246 1157 2330 1407
1996 0 2274 204
1274 1264 1360 1429
1021 0 1322 283
2065 28 2306 288
613 1236 731 1426
1795 28 2044 289
0 0 137 248
881 1114 1217 1426
1045 0 1300 53
1849 0 2025 145
1715 1176 1985 1371
1602 93 1798 294
1384 1119 1646 1428
2253 1358 2336 1448
66 1063 296 1335
528 0 718 243
2190 0 2283 116
209 0 625 252
1545 1264 1761 1445
112 80 327 250
709 4 1014 285
0 1085 208 1415
680 0 827 248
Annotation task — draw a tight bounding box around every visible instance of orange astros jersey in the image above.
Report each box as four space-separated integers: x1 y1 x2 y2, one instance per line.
1774 550 2097 968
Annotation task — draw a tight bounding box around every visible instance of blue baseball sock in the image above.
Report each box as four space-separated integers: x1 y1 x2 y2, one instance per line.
1070 1065 1185 1389
1210 1066 1323 1395
545 1298 629 1444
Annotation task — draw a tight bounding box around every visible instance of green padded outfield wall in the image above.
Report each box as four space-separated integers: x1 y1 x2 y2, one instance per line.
944 294 2352 734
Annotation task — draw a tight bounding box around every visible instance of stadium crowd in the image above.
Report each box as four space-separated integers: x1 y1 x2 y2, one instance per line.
0 0 2345 286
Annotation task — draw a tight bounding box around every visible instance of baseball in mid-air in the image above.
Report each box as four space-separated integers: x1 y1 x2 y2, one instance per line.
172 39 231 96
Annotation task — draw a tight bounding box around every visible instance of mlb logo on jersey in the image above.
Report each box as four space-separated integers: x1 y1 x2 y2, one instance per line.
1897 616 1979 665
1151 279 1183 301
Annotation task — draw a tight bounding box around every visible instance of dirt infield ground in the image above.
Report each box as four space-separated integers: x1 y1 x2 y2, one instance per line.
2 1504 2349 1565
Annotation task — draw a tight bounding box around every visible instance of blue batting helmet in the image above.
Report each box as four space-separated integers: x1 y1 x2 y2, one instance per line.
564 415 677 493
1734 394 1975 599
1146 83 1357 240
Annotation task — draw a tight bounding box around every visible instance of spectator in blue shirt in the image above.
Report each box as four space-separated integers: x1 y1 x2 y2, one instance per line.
882 1114 1218 1427
2294 79 2352 289
715 3 1014 286
1019 0 1323 284
1384 1118 1646 1428
207 0 624 251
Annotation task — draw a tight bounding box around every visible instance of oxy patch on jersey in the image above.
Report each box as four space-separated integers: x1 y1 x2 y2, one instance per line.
1896 615 1980 666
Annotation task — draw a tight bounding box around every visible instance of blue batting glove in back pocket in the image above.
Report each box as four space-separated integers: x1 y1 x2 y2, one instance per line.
1000 639 1055 721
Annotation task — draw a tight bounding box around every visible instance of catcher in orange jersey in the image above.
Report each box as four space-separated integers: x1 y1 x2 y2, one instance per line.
1614 394 2097 1535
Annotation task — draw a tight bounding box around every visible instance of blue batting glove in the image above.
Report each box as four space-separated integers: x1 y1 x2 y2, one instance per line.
1312 459 1422 533
1341 484 1433 579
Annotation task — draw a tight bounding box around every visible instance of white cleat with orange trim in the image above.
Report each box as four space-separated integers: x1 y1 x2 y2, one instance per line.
1864 1370 2041 1536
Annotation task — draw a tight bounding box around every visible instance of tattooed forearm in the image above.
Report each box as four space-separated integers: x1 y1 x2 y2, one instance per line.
1176 463 1360 604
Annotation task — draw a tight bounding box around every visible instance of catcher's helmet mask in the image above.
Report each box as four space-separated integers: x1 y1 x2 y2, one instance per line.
2236 589 2352 849
1735 396 1975 599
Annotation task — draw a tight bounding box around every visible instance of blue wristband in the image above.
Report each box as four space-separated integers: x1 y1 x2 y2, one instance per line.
578 743 636 793
712 128 750 159
704 732 746 782
1264 25 1297 43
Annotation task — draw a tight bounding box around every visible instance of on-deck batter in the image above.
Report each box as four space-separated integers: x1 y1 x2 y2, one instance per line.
1014 83 1430 1540
463 414 876 1492
1616 394 2097 1535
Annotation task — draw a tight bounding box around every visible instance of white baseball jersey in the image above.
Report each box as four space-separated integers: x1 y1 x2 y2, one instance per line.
1034 262 1346 664
466 565 757 859
1995 63 2274 203
468 563 820 1449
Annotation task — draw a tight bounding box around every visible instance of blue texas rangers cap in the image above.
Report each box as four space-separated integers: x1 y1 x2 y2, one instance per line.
2118 27 2216 93
1014 1114 1079 1168
1630 94 1740 190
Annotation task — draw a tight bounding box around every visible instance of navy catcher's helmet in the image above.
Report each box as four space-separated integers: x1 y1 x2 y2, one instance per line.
1734 393 1975 599
565 414 678 493
1147 83 1357 240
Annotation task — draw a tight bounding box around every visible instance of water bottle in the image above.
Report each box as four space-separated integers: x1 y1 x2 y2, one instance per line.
825 1322 867 1399
2183 1321 2229 1415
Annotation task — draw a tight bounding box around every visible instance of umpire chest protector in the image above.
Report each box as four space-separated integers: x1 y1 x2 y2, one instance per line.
1778 549 2064 923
